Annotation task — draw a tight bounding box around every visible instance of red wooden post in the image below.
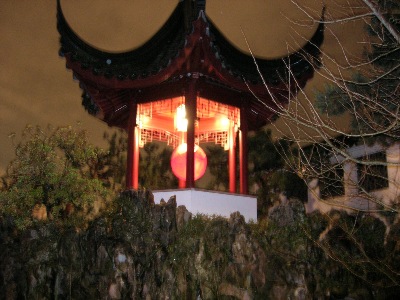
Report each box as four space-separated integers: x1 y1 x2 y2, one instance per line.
126 101 139 190
179 179 186 188
239 106 248 194
229 121 236 193
185 76 197 188
133 126 139 189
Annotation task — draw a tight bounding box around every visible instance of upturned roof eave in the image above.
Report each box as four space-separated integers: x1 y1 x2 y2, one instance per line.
58 0 323 91
57 0 324 130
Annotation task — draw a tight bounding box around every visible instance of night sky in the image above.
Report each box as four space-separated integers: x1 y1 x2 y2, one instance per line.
0 0 369 173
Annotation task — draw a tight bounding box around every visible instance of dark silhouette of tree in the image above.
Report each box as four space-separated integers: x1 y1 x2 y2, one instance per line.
139 142 178 190
205 130 307 218
205 144 228 191
252 0 400 289
248 130 307 218
98 131 177 190
101 129 128 190
250 0 400 211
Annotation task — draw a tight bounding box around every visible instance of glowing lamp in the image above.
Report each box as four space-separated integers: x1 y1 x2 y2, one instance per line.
175 104 188 132
171 143 207 181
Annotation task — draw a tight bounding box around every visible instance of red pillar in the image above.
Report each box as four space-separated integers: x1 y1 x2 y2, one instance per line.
239 106 249 194
126 101 139 190
133 126 140 189
179 179 186 189
229 121 236 193
185 76 197 188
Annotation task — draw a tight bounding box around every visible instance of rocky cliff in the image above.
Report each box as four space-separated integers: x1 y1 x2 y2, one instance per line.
1 190 399 299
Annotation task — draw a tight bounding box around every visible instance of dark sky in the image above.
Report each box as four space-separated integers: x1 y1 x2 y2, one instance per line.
0 0 369 173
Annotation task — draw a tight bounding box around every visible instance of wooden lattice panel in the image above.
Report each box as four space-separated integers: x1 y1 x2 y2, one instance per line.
197 131 228 148
139 128 180 148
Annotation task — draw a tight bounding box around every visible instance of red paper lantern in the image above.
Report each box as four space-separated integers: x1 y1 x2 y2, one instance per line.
171 143 207 181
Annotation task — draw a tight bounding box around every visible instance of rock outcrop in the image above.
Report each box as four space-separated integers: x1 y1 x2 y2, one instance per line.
1 191 399 299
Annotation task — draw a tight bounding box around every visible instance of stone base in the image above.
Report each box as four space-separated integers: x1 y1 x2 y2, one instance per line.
152 188 257 222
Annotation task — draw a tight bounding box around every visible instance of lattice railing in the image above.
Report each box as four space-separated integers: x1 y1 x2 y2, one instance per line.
139 128 180 148
140 128 230 149
197 131 228 148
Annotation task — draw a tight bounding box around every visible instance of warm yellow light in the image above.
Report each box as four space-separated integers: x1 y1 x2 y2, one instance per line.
219 117 230 129
175 104 188 132
136 114 150 129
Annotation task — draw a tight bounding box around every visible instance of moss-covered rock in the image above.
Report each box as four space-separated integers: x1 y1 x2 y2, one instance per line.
1 192 399 299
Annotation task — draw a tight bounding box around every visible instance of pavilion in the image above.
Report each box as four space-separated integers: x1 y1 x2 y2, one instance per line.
57 0 324 220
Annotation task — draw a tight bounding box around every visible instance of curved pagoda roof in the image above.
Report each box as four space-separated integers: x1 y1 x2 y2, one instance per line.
57 0 324 131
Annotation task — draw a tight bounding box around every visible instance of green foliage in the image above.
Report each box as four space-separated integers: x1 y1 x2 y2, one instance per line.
102 131 179 190
107 190 154 242
0 125 113 230
305 6 400 292
321 212 393 285
314 0 399 144
368 0 400 68
315 83 350 116
251 205 400 297
268 169 308 200
169 214 230 268
139 142 178 189
253 204 307 256
248 129 307 218
205 129 307 206
169 214 207 266
249 201 319 297
100 129 128 190
205 144 228 191
169 215 235 298
302 211 400 297
1 190 400 298
248 130 286 173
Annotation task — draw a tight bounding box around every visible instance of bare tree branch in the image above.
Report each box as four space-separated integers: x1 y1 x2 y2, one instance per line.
362 0 400 43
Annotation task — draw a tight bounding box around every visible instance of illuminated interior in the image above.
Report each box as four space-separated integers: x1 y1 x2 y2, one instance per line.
136 97 240 181
137 97 240 147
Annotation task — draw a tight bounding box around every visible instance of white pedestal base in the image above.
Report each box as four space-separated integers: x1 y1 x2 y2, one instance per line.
152 188 257 222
